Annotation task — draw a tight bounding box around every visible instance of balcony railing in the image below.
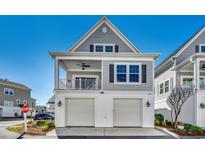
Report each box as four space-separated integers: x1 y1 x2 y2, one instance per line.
59 79 101 90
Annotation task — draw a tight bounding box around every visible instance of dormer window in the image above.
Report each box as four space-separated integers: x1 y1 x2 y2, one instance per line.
199 44 205 52
95 45 103 52
94 44 115 52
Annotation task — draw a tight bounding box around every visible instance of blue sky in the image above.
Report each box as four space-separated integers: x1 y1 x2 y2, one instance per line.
0 15 205 105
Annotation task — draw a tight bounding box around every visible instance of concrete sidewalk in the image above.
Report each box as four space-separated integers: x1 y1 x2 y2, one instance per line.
56 127 173 139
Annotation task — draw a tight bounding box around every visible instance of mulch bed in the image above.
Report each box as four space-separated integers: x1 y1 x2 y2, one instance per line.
7 123 53 136
155 125 205 136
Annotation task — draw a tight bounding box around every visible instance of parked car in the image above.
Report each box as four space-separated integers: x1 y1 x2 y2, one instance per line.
33 113 54 120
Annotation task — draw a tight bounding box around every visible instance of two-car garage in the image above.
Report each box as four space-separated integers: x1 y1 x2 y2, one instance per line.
65 98 143 127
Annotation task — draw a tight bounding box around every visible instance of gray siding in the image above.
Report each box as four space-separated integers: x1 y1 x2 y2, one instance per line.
176 31 205 65
75 23 135 53
103 60 153 91
155 61 174 78
0 84 31 107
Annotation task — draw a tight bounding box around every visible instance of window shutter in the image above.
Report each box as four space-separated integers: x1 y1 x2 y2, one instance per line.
90 44 94 52
109 64 114 83
195 45 199 53
115 45 119 53
141 64 147 83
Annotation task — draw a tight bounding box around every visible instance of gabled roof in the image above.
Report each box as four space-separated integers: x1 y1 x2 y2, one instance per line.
47 95 55 104
0 79 31 90
155 25 205 72
68 16 141 53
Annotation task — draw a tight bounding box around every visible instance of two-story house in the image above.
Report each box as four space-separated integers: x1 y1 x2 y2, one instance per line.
155 26 205 127
0 79 36 117
50 16 159 128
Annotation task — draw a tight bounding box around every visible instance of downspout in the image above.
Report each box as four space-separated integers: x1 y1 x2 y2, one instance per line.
171 56 177 88
190 56 197 125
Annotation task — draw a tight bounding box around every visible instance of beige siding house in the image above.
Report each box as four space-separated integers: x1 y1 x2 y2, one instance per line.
0 79 36 117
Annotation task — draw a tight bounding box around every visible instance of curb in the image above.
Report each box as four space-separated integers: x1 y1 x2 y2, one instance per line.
155 126 181 139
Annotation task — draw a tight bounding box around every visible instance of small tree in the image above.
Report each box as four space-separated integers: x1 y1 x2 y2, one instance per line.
166 86 193 129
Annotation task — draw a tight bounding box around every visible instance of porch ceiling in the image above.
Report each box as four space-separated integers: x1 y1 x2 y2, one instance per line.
177 60 205 72
59 60 101 71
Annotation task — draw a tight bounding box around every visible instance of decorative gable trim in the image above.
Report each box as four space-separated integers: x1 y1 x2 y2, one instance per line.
175 27 205 57
68 16 141 53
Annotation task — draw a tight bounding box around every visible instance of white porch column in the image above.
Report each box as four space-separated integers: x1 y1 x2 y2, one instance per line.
55 59 59 89
101 60 104 91
194 59 200 90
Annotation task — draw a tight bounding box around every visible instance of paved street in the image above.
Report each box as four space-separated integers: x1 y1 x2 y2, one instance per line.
0 120 23 139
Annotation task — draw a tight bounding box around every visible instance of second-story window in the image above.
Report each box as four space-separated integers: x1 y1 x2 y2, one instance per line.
200 44 205 52
95 45 104 52
105 45 113 52
4 88 14 96
94 44 114 52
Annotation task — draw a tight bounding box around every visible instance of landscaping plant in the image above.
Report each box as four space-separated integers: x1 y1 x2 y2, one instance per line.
166 86 193 129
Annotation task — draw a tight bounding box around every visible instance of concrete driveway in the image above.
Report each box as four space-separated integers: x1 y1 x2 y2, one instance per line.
0 120 23 139
56 127 173 139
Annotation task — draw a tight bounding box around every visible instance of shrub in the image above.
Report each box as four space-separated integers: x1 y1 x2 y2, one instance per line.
32 120 37 126
155 113 164 125
184 123 192 131
36 120 47 126
184 123 204 134
45 120 54 128
41 125 49 132
154 119 161 126
165 120 172 126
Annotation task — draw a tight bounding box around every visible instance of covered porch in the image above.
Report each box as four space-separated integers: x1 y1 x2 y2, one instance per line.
174 57 205 90
55 59 102 91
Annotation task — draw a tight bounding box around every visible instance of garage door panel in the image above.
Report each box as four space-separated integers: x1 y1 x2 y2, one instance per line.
114 98 142 127
66 98 95 126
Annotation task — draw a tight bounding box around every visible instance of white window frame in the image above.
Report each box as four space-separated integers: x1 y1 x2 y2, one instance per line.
159 79 170 95
114 62 142 84
4 100 14 107
72 75 99 90
199 44 205 53
180 76 194 88
94 43 115 53
4 88 14 96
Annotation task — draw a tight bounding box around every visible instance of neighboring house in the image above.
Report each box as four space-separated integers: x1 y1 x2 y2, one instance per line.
0 79 36 117
35 105 46 114
50 16 159 128
155 26 205 127
46 96 55 114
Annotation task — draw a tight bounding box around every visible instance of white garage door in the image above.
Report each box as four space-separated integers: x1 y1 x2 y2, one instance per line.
66 98 95 126
113 98 142 127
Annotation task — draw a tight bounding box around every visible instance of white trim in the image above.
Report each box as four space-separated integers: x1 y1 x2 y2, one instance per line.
72 75 99 90
4 88 14 96
199 44 205 53
175 27 205 57
180 75 194 86
67 69 101 72
101 60 104 91
94 43 115 53
69 17 139 53
56 56 154 61
114 62 142 85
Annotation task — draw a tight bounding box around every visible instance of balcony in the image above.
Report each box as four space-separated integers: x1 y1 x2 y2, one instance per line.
59 78 101 90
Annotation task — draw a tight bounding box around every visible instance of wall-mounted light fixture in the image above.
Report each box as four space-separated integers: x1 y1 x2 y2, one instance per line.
200 103 205 109
146 101 151 107
58 101 62 107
